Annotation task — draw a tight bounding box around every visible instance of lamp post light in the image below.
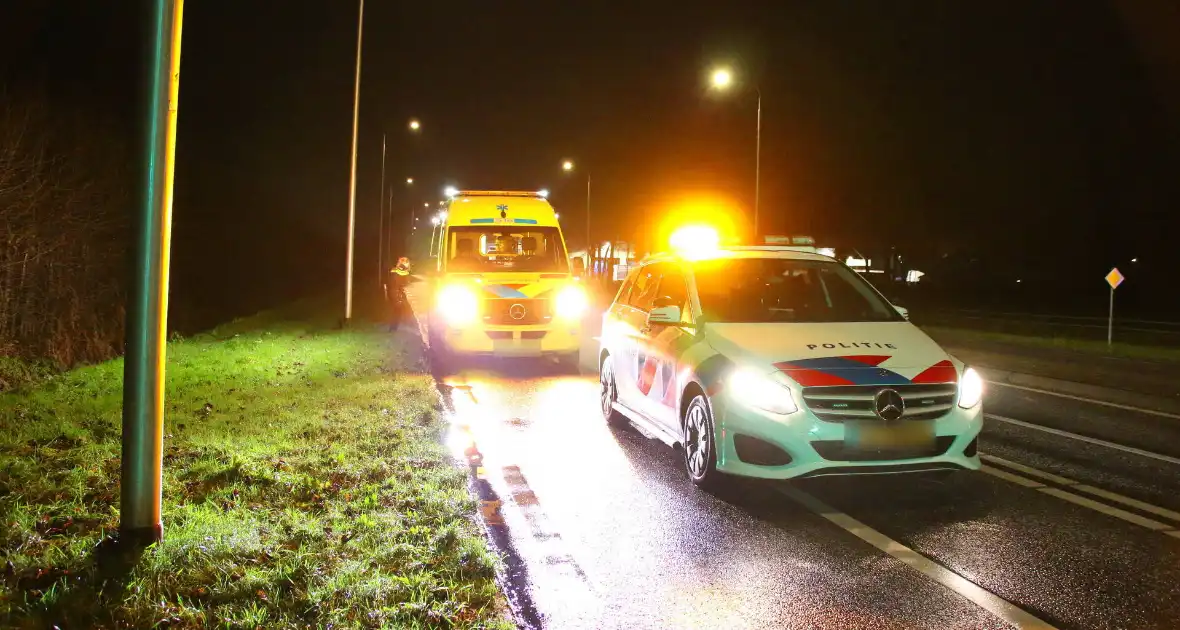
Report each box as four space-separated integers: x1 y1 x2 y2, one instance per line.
709 65 762 240
560 160 591 255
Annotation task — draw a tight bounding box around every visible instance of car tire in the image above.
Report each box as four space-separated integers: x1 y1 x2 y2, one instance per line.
683 393 725 491
599 355 626 426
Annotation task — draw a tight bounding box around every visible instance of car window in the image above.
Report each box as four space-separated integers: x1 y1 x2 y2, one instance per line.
654 264 692 322
625 265 661 312
614 270 638 306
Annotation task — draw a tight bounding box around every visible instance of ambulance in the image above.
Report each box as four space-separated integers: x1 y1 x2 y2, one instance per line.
407 190 587 368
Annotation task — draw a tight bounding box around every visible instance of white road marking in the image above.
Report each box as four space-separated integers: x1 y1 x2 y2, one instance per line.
985 380 1180 421
1037 488 1175 532
987 414 1180 466
984 454 1180 522
1072 483 1180 523
779 486 1059 630
980 465 1044 489
982 454 1180 534
980 455 1076 486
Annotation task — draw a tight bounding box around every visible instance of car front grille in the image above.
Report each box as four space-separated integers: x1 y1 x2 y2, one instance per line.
801 383 959 423
811 435 957 461
483 299 550 325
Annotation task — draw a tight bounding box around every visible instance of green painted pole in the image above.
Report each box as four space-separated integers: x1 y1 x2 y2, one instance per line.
121 0 184 545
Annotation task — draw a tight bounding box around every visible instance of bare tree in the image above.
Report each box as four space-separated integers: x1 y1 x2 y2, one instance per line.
0 91 129 368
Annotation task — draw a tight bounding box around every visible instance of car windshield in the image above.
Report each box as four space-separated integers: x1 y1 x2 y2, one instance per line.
445 226 569 273
691 257 903 323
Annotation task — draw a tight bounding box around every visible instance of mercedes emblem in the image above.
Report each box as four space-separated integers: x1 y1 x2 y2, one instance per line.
873 388 906 422
509 303 527 320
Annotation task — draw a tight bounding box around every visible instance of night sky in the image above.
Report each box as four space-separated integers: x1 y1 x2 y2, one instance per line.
4 1 1179 325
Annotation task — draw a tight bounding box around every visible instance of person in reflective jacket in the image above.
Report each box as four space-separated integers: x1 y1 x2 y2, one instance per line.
385 257 412 331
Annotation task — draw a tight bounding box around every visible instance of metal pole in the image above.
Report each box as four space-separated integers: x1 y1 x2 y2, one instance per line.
1108 287 1114 348
378 133 386 285
754 89 761 242
388 186 395 262
586 172 592 256
344 0 364 322
122 0 184 545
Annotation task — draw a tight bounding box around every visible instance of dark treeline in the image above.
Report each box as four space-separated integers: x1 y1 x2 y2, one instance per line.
0 90 131 367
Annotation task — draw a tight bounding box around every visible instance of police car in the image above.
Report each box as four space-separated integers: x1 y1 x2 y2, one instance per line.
597 234 983 487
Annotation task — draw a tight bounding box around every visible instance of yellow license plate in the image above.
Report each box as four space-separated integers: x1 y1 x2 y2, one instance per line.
848 421 934 450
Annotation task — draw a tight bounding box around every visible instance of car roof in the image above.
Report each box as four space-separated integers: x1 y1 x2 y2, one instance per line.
641 247 836 266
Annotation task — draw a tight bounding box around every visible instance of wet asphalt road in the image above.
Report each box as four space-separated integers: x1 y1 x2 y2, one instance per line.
434 335 1180 629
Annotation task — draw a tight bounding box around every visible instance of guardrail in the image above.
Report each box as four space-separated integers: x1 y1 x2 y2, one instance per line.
915 308 1180 347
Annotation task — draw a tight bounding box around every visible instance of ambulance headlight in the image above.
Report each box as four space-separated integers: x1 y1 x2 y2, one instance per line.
729 368 798 415
958 367 984 409
437 284 479 327
555 285 588 320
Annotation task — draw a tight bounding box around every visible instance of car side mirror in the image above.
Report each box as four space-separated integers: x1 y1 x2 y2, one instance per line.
571 257 586 278
894 305 910 320
648 305 681 326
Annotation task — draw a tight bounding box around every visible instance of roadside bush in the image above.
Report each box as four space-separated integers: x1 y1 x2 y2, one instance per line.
0 90 130 372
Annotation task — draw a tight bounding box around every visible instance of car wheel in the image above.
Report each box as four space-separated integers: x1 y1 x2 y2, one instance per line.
599 356 626 426
683 393 724 490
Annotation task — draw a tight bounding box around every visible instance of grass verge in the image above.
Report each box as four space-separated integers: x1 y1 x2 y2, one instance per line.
922 325 1180 363
0 304 510 629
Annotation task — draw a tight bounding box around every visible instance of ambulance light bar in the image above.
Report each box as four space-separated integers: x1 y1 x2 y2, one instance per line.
454 190 548 198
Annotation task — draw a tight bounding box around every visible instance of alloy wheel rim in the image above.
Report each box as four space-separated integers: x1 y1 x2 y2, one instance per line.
685 403 709 478
600 363 614 418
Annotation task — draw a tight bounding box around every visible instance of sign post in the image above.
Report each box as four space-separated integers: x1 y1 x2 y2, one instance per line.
1105 267 1125 348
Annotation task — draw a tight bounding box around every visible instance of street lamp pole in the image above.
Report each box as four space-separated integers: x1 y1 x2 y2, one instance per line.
754 89 761 240
344 0 364 322
710 67 763 242
377 132 385 286
585 171 592 253
122 0 184 545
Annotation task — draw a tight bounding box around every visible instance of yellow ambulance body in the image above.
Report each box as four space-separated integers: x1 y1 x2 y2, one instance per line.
408 191 587 365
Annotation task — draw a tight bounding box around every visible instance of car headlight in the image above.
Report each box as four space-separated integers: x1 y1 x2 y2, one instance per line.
729 368 798 415
437 284 479 327
958 366 984 408
554 285 588 320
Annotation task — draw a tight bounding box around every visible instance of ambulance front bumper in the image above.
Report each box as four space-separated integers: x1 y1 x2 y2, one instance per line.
440 323 582 357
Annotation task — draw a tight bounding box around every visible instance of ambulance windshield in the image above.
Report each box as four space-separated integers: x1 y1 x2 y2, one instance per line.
445 226 569 273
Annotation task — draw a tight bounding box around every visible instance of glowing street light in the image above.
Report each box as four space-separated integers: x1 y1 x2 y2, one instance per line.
561 159 592 255
405 177 414 184
431 216 440 226
424 202 430 207
707 63 762 239
408 118 421 132
710 67 733 89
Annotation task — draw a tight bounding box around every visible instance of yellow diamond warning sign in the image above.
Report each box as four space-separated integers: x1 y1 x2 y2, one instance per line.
1105 267 1125 290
